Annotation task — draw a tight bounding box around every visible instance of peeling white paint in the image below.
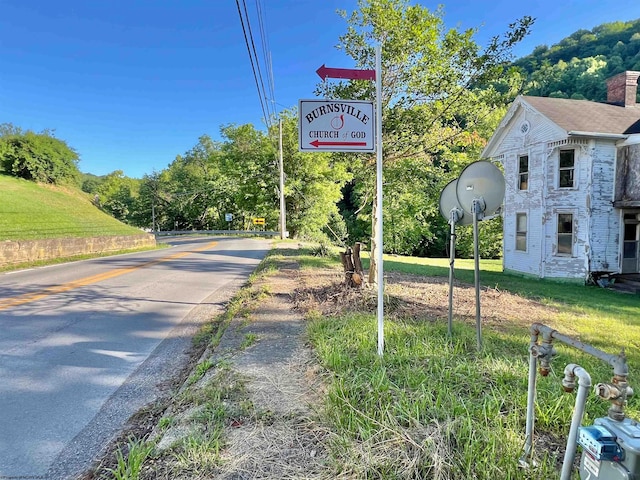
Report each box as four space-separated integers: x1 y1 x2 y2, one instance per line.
485 101 635 280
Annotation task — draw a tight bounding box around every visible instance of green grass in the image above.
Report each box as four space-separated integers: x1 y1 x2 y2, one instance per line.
306 251 640 479
240 332 258 349
107 437 154 480
380 254 640 359
186 359 215 386
167 366 251 475
0 175 143 240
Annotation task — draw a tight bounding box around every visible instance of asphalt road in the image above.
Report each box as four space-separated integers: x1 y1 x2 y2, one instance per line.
0 236 270 479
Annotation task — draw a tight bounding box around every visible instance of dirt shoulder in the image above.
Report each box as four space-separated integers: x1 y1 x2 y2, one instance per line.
134 257 337 480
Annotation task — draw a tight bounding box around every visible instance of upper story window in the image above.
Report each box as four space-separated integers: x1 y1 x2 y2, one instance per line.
559 149 575 188
516 213 527 251
518 155 529 190
557 213 574 255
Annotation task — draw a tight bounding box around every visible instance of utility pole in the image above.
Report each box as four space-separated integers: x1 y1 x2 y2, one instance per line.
279 118 286 239
151 203 156 233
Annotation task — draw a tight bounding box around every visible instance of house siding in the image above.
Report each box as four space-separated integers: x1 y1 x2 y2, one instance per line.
492 104 618 280
615 143 640 205
589 141 620 272
484 95 640 281
540 142 590 279
500 105 564 277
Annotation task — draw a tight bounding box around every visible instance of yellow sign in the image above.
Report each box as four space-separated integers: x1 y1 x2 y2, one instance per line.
253 217 265 225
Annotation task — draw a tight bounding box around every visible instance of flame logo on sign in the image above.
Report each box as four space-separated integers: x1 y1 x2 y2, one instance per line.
331 114 345 130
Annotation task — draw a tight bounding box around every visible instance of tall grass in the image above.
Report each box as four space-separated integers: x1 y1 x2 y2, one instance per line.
307 252 640 479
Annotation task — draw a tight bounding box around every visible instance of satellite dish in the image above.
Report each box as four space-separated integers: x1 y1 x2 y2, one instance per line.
439 179 473 226
456 161 505 216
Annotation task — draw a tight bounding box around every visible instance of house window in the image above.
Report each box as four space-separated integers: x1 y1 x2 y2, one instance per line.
516 213 527 251
559 149 575 188
518 155 528 190
557 213 574 255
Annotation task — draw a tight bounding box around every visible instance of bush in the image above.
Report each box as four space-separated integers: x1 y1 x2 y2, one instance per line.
0 131 80 185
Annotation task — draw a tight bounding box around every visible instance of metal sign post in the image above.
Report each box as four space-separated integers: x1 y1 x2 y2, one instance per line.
375 44 384 356
300 48 384 356
472 198 484 350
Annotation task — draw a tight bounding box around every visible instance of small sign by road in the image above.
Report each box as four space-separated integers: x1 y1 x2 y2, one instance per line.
298 99 375 152
315 64 376 81
253 217 265 225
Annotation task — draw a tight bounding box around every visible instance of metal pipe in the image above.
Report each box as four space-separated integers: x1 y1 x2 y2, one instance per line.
521 349 538 466
472 199 482 350
447 209 457 337
531 323 628 376
560 364 592 480
375 43 384 357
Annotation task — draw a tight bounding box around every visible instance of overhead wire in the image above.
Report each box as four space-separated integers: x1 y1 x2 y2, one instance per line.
255 0 277 118
235 0 271 129
235 0 280 129
241 0 273 124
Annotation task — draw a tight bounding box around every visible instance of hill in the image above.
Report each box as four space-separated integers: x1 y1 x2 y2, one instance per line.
514 19 640 101
0 174 145 241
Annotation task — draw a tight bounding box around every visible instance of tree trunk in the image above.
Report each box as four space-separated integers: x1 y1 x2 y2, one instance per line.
340 243 365 287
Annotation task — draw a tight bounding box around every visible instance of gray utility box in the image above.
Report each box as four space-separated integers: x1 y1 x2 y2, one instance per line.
579 417 640 479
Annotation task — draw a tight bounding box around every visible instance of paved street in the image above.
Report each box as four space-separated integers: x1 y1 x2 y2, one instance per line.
0 236 269 479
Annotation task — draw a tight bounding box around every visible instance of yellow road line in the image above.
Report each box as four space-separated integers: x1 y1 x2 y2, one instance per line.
0 241 218 311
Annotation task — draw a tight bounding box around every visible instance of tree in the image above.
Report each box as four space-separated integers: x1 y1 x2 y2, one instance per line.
273 110 351 240
321 0 532 283
0 129 80 185
219 124 280 230
94 170 140 224
138 136 233 231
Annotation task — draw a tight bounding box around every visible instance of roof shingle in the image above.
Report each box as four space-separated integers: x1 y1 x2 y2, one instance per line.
522 95 640 135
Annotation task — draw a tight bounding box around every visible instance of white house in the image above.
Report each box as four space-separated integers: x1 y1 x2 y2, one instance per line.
482 71 640 282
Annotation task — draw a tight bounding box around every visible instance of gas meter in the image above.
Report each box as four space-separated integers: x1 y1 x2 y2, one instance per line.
578 417 640 479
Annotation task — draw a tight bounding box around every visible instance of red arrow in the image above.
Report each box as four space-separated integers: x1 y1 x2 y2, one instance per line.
316 64 376 81
310 140 368 148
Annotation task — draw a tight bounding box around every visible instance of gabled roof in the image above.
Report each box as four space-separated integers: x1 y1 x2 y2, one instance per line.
522 96 640 135
482 95 640 159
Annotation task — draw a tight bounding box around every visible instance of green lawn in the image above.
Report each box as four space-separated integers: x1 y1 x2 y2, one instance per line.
0 175 143 240
298 249 640 479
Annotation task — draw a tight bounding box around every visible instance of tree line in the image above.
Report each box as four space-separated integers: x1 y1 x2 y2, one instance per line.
516 19 640 100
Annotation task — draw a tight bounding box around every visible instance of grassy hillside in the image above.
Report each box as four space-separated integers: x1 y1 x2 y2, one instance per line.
0 175 145 241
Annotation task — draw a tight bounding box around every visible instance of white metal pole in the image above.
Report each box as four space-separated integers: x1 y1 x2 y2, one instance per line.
375 44 384 356
473 200 482 350
279 119 286 239
447 210 456 337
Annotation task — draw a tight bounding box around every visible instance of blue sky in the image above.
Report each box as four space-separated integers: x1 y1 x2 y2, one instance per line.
2 0 640 178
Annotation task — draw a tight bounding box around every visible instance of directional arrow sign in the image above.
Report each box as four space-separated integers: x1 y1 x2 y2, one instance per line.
310 140 367 148
299 99 375 152
316 64 376 81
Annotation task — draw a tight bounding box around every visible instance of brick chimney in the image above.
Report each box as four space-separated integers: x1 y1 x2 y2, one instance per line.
606 71 640 107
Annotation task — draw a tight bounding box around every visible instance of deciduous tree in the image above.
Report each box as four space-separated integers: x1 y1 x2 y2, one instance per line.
321 0 531 282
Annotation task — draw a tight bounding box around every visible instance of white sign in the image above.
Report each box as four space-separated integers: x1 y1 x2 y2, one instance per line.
298 99 375 152
225 213 233 222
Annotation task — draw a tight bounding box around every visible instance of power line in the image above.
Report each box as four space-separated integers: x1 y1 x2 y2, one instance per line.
235 0 271 129
241 0 273 124
255 0 276 117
